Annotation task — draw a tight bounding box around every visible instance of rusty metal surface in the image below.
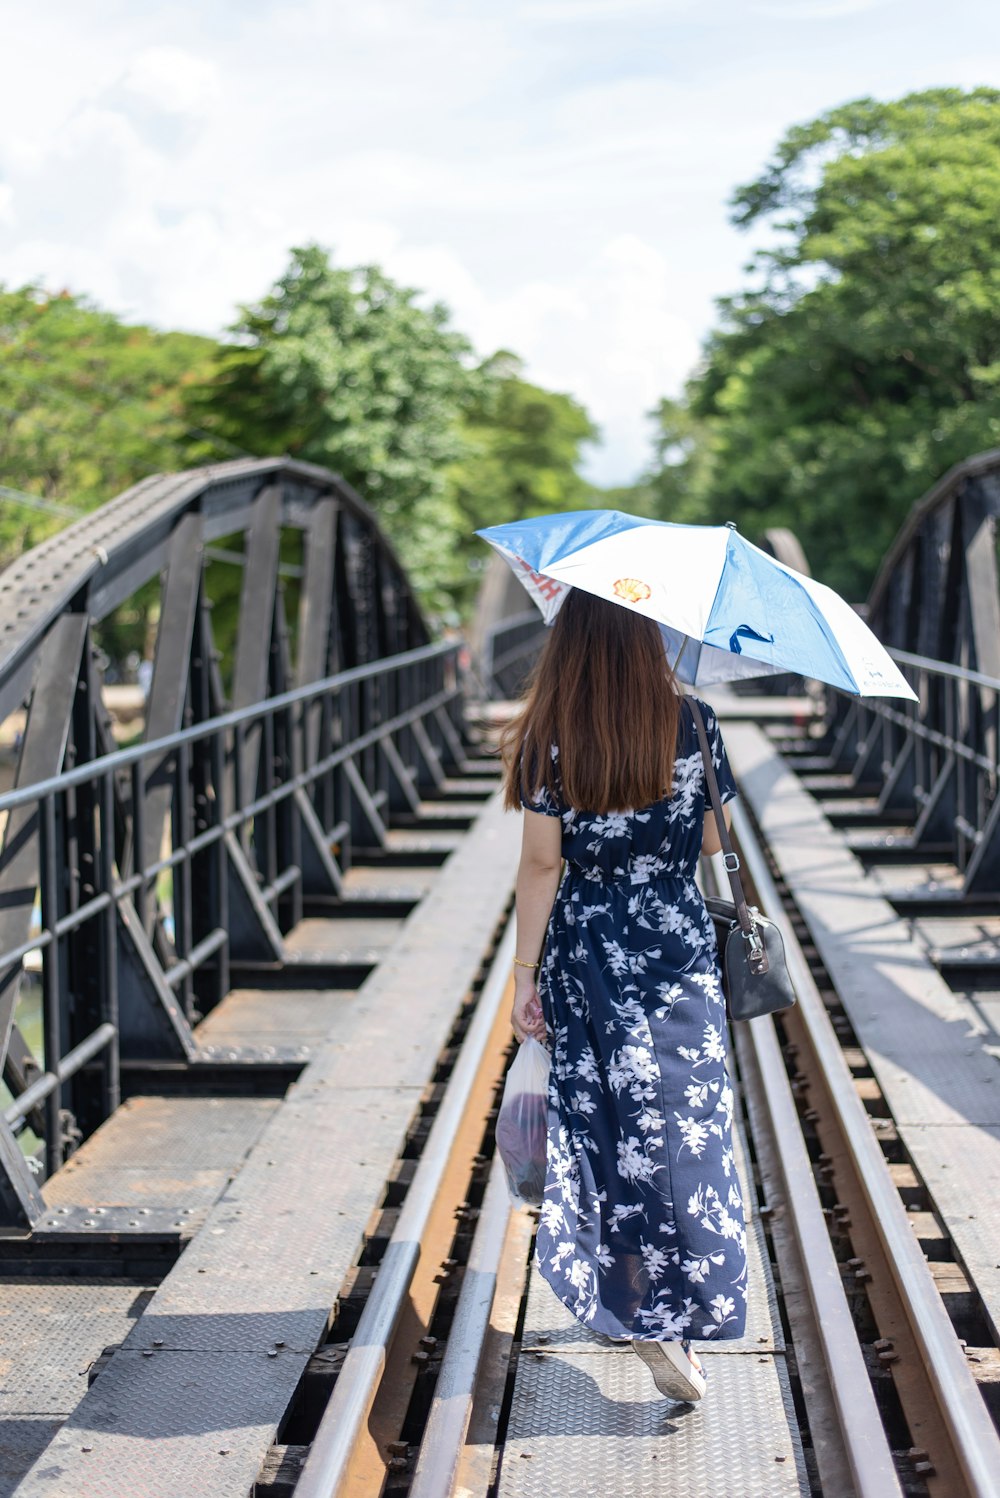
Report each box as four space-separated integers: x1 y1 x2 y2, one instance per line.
44 1097 280 1216
194 986 356 1046
30 1204 199 1235
340 865 437 899
282 917 405 963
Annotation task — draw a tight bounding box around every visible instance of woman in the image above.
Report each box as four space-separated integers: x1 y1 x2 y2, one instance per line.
501 589 747 1403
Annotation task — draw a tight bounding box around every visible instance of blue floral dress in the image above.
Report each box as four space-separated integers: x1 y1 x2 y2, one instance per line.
522 698 747 1343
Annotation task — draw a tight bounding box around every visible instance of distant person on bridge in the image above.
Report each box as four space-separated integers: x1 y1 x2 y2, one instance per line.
502 588 747 1402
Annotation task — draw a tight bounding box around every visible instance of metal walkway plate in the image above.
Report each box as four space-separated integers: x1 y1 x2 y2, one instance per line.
282 916 404 964
44 1097 280 1212
0 1281 156 1497
340 864 437 901
194 987 356 1049
497 1347 808 1497
901 1122 1000 1343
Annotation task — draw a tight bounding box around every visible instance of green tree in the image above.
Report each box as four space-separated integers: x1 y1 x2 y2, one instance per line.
0 285 217 566
649 88 1000 597
188 244 479 610
446 351 599 608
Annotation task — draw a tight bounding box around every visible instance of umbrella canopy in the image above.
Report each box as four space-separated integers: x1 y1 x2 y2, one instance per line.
476 509 917 700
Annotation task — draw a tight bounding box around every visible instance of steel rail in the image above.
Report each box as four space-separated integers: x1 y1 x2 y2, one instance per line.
729 801 1000 1498
295 918 517 1498
703 835 903 1498
407 1156 512 1498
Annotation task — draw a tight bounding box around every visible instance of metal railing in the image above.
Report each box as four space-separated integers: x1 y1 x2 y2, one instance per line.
479 610 546 699
0 641 463 1221
819 647 1000 894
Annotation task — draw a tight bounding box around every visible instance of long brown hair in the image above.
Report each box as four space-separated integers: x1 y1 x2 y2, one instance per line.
501 589 683 814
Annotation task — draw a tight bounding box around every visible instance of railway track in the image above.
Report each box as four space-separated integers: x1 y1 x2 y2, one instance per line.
266 715 1000 1498
11 705 997 1497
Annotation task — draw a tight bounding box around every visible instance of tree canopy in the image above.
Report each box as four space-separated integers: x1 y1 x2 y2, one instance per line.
444 350 598 609
0 250 602 630
0 285 215 567
186 244 481 609
647 87 1000 598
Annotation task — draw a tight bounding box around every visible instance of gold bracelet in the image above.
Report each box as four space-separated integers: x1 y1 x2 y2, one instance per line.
513 955 539 969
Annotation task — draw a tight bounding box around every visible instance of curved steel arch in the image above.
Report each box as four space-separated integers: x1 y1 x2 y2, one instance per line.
866 447 1000 676
810 449 1000 897
0 459 465 1226
0 456 428 721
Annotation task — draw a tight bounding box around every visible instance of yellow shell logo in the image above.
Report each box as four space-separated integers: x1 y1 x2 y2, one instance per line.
613 577 652 603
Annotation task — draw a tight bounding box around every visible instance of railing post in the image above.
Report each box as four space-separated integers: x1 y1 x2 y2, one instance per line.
38 794 63 1178
99 770 121 1116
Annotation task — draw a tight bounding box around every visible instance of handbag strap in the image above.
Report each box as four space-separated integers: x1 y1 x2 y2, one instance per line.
687 699 754 940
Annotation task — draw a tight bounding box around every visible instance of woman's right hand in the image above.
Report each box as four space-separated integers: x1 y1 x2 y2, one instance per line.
512 972 546 1043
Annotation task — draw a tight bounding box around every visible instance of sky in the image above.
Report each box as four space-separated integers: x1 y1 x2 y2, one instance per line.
1 0 998 485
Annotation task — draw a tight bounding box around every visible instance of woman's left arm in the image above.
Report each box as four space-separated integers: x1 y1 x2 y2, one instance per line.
511 809 563 1042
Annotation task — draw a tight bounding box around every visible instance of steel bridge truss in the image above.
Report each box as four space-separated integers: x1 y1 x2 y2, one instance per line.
816 449 1000 898
0 458 466 1229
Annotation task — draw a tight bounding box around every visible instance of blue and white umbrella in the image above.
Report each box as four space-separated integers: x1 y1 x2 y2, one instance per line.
477 509 916 699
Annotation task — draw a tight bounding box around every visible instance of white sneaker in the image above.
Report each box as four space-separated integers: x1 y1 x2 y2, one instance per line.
632 1338 707 1401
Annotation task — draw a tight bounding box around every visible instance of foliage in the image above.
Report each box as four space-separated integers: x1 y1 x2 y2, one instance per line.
187 244 481 613
445 351 599 610
0 250 603 647
647 88 1000 598
0 285 216 567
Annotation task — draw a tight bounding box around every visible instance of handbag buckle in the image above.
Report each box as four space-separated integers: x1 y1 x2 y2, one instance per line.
723 852 741 873
744 919 769 975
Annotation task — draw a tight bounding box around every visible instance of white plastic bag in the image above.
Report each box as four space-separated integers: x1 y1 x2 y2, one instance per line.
495 1037 551 1208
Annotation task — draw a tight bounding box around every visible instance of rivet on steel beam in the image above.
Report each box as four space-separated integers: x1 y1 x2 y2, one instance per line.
267 1350 278 1358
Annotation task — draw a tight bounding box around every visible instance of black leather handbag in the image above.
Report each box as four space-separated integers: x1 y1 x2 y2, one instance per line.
689 702 797 1024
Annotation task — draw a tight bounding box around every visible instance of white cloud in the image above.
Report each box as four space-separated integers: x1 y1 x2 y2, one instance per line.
118 46 221 118
520 0 692 18
749 0 899 15
0 0 996 487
